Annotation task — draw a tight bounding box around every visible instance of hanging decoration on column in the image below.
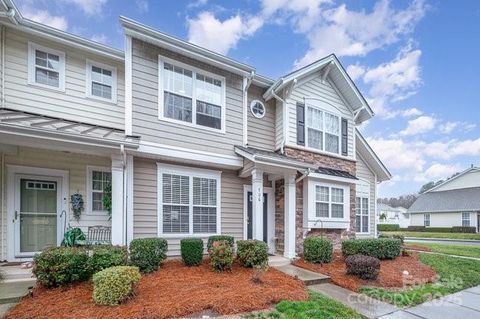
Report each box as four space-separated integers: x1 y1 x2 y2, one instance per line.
70 193 84 221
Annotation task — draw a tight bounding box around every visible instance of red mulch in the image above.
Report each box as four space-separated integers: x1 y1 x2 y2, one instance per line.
293 252 437 292
404 244 433 252
4 260 308 319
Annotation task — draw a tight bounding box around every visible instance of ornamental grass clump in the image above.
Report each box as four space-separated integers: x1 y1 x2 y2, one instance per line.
180 238 204 266
92 266 141 306
208 240 233 272
303 236 333 264
129 238 168 273
345 254 380 280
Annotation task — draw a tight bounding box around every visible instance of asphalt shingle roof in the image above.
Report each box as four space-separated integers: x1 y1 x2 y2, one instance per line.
408 187 480 213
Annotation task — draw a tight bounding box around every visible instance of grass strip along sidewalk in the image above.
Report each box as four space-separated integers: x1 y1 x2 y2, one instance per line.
405 242 480 259
361 254 480 307
383 231 480 240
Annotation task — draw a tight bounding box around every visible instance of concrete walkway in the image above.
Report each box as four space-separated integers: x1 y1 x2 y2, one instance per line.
379 285 480 319
0 265 36 317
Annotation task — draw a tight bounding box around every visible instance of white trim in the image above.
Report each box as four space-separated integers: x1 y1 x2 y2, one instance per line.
157 55 226 134
462 212 471 227
7 165 69 261
27 42 65 92
425 167 479 193
356 129 391 181
124 35 133 136
243 185 275 253
85 59 118 104
250 100 266 119
355 180 370 235
242 76 248 146
86 166 111 215
305 102 342 156
308 172 358 184
156 163 222 238
126 155 134 244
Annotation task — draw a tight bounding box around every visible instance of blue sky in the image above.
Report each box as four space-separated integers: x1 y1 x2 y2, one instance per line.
16 0 480 197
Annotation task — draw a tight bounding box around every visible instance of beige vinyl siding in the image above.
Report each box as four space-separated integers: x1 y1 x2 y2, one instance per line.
356 154 376 238
3 28 125 129
133 157 245 256
131 39 243 157
0 146 111 260
247 85 275 151
285 75 355 159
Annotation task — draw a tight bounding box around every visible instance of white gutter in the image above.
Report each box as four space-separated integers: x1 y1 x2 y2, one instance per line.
1 151 4 261
0 7 16 24
1 24 4 108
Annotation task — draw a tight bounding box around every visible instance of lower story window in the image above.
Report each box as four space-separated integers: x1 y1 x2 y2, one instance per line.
356 197 369 233
159 165 220 235
424 213 430 227
462 212 470 227
314 184 346 218
88 168 111 212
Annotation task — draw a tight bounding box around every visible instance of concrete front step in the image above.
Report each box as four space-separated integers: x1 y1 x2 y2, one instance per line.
0 281 35 305
274 264 330 286
1 265 34 281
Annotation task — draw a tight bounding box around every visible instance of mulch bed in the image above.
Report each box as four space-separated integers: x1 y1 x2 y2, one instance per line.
403 244 433 252
293 252 437 292
4 260 308 319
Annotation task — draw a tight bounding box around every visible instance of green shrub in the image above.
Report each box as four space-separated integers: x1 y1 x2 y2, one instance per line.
33 247 90 287
61 227 86 247
0 269 4 283
341 238 401 260
92 266 141 306
345 254 380 280
129 238 168 273
303 236 333 263
406 226 427 231
209 240 234 272
378 233 405 244
89 245 128 273
180 238 204 266
236 240 269 268
452 226 477 233
377 224 400 232
207 235 235 251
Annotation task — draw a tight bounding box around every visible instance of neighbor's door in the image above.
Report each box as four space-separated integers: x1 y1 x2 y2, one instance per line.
247 191 268 242
14 177 61 257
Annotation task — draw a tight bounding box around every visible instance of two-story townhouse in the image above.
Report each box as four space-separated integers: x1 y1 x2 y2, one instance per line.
0 1 390 262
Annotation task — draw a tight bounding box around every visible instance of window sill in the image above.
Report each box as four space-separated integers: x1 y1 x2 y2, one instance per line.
307 218 350 229
27 81 65 93
85 94 118 105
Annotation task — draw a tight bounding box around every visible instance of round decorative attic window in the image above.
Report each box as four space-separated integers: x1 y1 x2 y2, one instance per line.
250 100 266 118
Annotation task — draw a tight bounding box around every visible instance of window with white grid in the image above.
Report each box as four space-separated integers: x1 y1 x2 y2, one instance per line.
158 165 221 236
86 60 117 103
28 42 65 91
306 106 341 154
424 213 430 227
87 168 111 213
356 197 369 233
462 212 470 227
314 185 346 218
315 186 329 217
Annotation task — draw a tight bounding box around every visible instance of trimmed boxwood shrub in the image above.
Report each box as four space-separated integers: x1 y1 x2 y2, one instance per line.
377 224 400 232
303 236 333 263
33 247 90 287
452 226 476 233
236 240 269 268
345 254 380 280
180 238 204 266
92 266 141 305
88 245 128 273
341 238 401 260
207 235 235 251
209 240 234 272
378 233 405 244
129 238 168 273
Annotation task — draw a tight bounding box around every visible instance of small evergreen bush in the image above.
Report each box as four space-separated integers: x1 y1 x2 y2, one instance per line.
33 247 90 287
207 235 235 251
377 224 400 232
180 238 204 266
379 233 405 244
341 238 401 260
89 245 128 273
236 240 269 268
129 238 168 273
345 254 380 280
303 236 333 263
209 240 234 272
92 266 141 305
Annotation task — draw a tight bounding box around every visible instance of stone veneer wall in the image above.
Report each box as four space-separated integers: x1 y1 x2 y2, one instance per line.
275 147 357 254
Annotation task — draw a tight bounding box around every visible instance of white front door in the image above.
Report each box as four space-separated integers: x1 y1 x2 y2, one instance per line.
13 175 63 258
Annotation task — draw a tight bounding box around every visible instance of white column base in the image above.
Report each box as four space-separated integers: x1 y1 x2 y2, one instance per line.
284 174 296 259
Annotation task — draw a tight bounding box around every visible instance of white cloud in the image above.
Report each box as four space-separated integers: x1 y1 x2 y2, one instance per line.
423 163 462 181
401 107 422 117
188 0 208 9
62 0 108 16
439 121 458 135
187 11 263 55
400 115 436 136
135 0 149 13
22 9 68 31
346 63 366 81
367 137 425 172
91 34 108 44
439 121 476 135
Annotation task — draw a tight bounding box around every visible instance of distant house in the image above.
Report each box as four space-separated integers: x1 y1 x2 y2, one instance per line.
408 166 480 232
377 203 410 228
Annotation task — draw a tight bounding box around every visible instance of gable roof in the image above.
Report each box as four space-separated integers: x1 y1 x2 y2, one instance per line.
408 187 480 213
355 129 391 182
425 166 480 193
377 203 401 212
263 54 374 123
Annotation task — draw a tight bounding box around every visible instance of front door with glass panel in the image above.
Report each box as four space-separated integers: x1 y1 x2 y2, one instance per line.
14 176 61 257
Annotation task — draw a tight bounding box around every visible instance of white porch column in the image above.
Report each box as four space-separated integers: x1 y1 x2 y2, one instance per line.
111 154 125 245
251 168 264 241
284 174 296 259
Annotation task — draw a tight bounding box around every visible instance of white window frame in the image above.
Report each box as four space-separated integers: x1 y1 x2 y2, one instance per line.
424 213 430 227
355 180 370 234
308 180 350 221
158 55 226 133
28 42 66 92
157 163 221 237
86 59 117 103
305 104 342 156
86 166 111 214
250 100 266 119
462 212 470 227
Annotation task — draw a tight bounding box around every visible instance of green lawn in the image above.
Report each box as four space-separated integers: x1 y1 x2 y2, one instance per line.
244 291 365 319
384 231 480 240
405 242 480 258
361 254 480 307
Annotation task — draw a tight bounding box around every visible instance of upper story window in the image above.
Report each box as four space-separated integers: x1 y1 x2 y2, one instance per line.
86 60 117 103
250 100 266 118
306 106 340 154
28 42 65 91
159 57 225 132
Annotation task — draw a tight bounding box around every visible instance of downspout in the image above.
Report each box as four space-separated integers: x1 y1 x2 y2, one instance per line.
1 24 5 108
242 71 254 147
1 152 4 261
